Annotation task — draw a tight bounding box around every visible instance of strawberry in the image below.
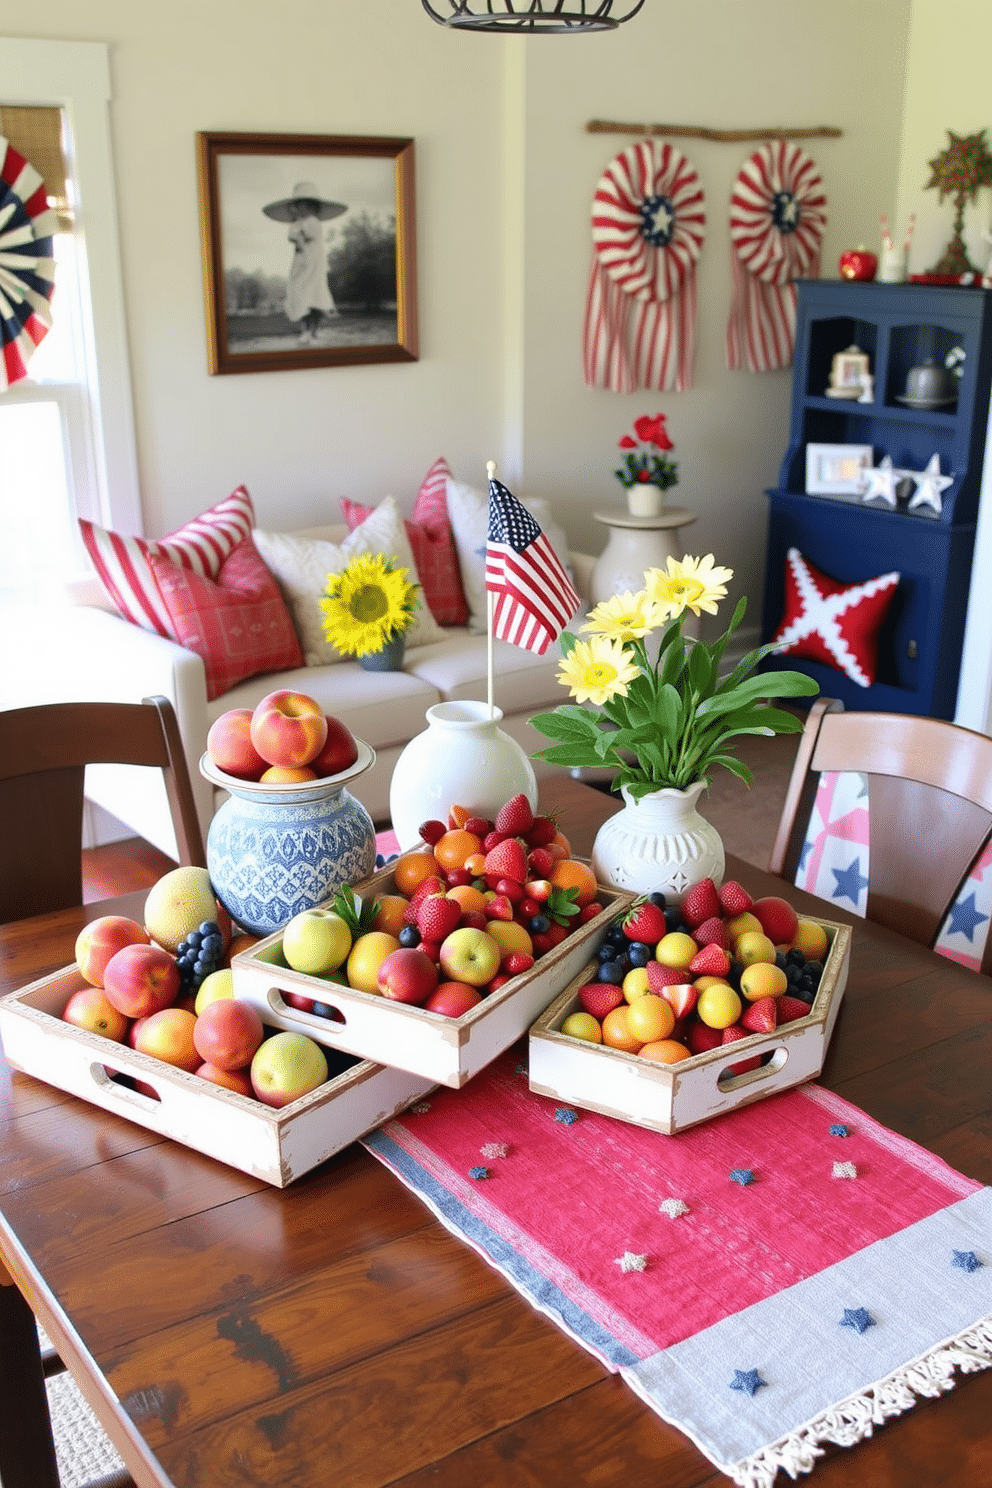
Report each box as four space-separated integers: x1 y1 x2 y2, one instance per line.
692 915 727 949
688 1020 722 1054
579 902 602 924
525 814 558 847
577 982 624 1019
417 894 462 942
401 873 446 921
527 847 556 879
519 897 541 920
464 815 491 838
524 878 552 903
486 974 511 994
486 893 515 922
721 1023 761 1072
418 819 447 845
495 793 534 836
460 910 488 931
418 938 441 963
501 951 534 976
777 995 812 1024
483 829 509 852
661 982 698 1020
622 899 667 944
718 880 754 916
740 996 778 1034
483 838 528 883
689 943 731 978
681 877 721 928
647 961 692 992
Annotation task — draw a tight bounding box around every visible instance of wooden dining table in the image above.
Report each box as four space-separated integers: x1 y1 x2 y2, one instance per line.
1 774 990 1488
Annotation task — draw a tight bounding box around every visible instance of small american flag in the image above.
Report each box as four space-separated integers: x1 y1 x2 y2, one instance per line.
485 478 579 655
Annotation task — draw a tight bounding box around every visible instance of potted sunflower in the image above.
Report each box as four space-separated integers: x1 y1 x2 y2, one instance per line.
321 554 420 671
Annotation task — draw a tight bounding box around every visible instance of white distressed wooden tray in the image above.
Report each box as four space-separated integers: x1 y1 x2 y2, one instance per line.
528 917 852 1135
231 863 635 1088
0 965 434 1187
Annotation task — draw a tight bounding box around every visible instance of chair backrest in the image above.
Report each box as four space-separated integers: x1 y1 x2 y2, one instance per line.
769 697 992 973
0 695 206 923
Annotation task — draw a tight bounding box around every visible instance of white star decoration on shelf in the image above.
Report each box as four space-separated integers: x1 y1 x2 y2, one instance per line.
908 453 953 513
861 456 901 507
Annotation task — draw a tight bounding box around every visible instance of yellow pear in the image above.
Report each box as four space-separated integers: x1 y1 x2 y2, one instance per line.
145 866 219 955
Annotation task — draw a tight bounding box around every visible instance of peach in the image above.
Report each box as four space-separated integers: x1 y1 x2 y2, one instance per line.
195 1062 255 1097
259 765 317 783
62 986 130 1042
192 999 265 1072
249 690 327 768
75 916 150 988
311 715 359 777
103 943 181 1019
207 708 267 780
133 1007 200 1071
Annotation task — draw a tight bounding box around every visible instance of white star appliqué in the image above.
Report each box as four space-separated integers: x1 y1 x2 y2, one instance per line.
861 455 901 507
615 1251 649 1273
773 548 900 688
907 453 953 514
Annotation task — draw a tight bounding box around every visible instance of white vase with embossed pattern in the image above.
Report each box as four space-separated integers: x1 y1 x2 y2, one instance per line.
590 780 724 908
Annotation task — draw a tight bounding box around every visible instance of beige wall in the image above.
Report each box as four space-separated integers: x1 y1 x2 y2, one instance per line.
4 1 917 634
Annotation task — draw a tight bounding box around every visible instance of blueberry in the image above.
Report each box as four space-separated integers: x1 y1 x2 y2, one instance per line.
200 921 220 936
664 909 685 933
597 960 625 985
787 947 807 966
648 891 667 910
775 950 788 971
597 943 616 962
806 960 824 982
794 986 816 1004
627 942 652 967
786 963 803 987
798 973 815 994
530 915 551 936
398 924 421 947
187 930 203 949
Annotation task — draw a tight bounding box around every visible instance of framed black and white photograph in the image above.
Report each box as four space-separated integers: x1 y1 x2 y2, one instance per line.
805 443 874 497
196 132 418 375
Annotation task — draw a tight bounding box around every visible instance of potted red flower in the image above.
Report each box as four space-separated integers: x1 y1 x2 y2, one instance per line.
615 413 678 516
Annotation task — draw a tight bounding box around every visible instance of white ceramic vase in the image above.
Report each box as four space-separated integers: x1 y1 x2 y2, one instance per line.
388 700 538 851
626 483 666 517
589 780 724 907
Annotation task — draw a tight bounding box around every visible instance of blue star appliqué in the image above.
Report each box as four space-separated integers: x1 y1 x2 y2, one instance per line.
554 1107 579 1125
730 1168 756 1187
771 190 799 232
468 1166 490 1180
832 857 869 908
729 1368 767 1397
952 1250 983 1273
945 892 989 943
639 192 675 247
840 1308 875 1334
830 1124 851 1138
799 837 814 871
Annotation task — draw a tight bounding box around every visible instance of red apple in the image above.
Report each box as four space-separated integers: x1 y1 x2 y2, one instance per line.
133 1007 200 1071
195 1062 255 1097
62 986 130 1042
751 896 799 947
311 715 359 777
438 927 502 987
75 916 151 988
838 247 878 282
284 991 316 1013
249 689 327 768
376 947 438 1005
103 943 180 1019
206 709 267 780
192 999 266 1071
424 981 482 1017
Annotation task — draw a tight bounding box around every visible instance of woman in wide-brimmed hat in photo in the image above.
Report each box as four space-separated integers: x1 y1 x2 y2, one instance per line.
263 181 347 345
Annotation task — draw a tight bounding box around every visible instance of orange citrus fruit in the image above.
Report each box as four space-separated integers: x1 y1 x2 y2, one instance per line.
639 1039 691 1064
448 804 472 828
626 993 675 1044
739 961 788 1001
446 883 488 916
693 974 731 991
552 828 572 857
393 850 439 896
725 911 763 943
696 983 743 1029
433 829 483 874
549 858 598 907
464 852 487 878
601 1005 643 1053
792 918 829 960
370 894 410 938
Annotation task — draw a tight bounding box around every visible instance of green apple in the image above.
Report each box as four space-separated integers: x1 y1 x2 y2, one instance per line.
282 909 352 975
250 1032 329 1108
194 967 235 1014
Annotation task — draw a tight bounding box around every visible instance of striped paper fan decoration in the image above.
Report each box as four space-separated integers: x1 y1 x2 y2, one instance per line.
726 140 826 373
0 136 57 390
584 140 705 393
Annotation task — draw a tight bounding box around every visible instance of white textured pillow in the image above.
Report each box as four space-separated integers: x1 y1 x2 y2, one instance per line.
445 479 574 634
253 495 445 665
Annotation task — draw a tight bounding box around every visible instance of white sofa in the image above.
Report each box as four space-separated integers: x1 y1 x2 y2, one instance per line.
60 525 595 860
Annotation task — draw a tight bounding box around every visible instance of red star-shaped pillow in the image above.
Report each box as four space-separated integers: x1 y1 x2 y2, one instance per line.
771 548 900 687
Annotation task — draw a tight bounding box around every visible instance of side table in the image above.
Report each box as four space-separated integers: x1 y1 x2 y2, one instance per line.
590 506 697 603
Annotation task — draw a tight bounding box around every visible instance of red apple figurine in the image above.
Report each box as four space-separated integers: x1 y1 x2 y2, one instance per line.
838 247 878 282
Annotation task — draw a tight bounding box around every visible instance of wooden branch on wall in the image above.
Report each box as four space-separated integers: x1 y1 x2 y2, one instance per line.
586 121 842 142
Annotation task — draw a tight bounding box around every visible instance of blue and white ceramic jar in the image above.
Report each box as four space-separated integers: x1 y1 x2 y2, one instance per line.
200 744 377 936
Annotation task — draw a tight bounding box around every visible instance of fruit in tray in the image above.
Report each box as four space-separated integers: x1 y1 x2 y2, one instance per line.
276 795 608 1019
207 691 358 783
559 878 830 1071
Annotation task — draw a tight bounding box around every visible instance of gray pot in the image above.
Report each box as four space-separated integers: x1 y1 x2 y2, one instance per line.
360 634 406 671
901 359 958 406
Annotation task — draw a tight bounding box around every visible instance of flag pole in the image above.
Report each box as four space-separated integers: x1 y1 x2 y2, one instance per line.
485 459 496 719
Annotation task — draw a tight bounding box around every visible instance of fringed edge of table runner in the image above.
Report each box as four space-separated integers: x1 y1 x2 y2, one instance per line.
723 1313 992 1487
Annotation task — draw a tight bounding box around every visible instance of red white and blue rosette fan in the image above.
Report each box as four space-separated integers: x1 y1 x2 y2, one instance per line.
584 140 706 393
726 140 826 373
0 137 57 390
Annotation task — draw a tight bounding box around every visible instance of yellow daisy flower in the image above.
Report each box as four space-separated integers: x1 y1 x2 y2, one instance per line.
557 635 641 706
579 590 669 643
645 553 734 619
320 554 418 657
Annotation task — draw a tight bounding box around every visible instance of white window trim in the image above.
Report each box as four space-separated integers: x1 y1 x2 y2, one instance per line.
0 36 141 535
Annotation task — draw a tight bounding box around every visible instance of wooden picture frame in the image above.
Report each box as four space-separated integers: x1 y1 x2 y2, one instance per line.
196 132 418 375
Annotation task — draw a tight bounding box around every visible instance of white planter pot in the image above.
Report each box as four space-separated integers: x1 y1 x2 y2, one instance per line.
590 780 724 907
388 700 538 851
626 483 666 517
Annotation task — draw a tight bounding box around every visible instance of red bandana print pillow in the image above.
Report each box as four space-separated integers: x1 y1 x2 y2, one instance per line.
771 547 900 688
340 458 469 627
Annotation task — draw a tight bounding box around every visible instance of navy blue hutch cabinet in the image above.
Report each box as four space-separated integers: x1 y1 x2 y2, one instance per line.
760 279 992 718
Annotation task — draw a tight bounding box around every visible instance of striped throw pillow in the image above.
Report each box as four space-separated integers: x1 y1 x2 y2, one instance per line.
79 485 255 637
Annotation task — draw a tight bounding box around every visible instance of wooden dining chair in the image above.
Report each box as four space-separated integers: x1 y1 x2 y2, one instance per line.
0 695 205 924
769 697 992 973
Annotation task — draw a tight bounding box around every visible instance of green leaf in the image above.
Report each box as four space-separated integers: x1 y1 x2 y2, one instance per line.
528 709 601 743
703 753 754 786
687 639 714 697
559 630 579 657
531 742 605 768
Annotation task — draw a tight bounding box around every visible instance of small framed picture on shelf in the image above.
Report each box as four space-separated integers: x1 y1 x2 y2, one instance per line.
805 443 874 496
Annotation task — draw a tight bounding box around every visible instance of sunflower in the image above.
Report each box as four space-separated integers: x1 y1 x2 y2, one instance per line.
645 553 734 619
557 634 641 706
580 590 669 643
320 554 419 657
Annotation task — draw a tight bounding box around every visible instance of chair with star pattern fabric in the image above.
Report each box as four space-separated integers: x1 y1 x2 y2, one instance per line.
769 697 992 975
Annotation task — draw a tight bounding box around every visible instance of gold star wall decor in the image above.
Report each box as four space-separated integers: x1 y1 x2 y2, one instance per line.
924 129 992 276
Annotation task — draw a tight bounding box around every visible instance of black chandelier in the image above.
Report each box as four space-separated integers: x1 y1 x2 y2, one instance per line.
422 0 645 32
